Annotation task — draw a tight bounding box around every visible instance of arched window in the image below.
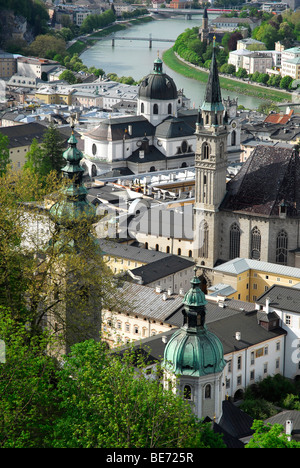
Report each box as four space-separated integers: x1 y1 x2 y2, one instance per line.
205 384 211 399
153 103 158 114
145 242 148 249
155 244 159 251
177 248 181 255
205 114 209 125
198 220 209 258
229 223 240 259
183 385 192 400
251 226 261 260
141 102 144 113
202 142 210 160
168 103 172 114
231 130 236 146
166 246 170 253
276 230 288 265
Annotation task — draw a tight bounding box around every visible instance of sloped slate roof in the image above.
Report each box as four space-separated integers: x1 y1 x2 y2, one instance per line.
221 145 300 217
155 117 195 139
257 284 300 313
85 115 154 141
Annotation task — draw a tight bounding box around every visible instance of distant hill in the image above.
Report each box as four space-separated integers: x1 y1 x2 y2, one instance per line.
0 0 49 48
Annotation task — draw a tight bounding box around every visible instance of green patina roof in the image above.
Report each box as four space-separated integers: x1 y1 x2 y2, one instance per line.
163 270 226 377
49 128 96 226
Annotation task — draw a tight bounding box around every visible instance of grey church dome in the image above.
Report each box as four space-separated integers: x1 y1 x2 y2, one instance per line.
138 57 177 101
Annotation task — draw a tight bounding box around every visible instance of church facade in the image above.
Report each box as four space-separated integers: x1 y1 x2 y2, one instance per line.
83 57 198 177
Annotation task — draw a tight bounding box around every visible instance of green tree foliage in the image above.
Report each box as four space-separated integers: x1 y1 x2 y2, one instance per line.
0 133 10 177
0 0 49 37
245 421 300 448
0 307 58 448
59 69 77 84
0 319 227 448
24 125 65 178
280 75 293 90
28 34 66 60
51 340 226 448
40 124 65 175
80 9 116 35
173 27 226 68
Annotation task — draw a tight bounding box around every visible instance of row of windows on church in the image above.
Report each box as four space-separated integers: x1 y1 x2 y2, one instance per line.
198 222 289 265
141 102 173 115
229 224 288 265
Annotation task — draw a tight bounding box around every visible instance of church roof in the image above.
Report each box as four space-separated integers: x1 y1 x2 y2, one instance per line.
221 144 300 217
155 117 195 139
85 115 154 141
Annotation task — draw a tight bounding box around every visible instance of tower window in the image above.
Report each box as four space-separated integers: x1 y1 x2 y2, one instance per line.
168 103 172 114
202 142 210 160
229 223 240 260
183 385 192 400
198 220 209 258
205 384 211 399
231 130 236 146
153 103 158 115
141 102 144 113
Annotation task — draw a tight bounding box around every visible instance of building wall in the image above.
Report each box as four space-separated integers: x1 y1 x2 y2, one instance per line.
102 308 176 347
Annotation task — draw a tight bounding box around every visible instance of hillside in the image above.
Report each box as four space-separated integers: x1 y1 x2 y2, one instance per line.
0 0 49 49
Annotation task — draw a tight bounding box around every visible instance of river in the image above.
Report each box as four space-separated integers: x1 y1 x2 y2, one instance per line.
80 14 264 110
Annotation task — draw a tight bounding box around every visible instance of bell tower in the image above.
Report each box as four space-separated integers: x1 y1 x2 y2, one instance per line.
163 270 226 421
194 38 229 268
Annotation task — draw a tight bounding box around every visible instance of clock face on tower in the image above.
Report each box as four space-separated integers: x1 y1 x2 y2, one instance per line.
232 122 236 128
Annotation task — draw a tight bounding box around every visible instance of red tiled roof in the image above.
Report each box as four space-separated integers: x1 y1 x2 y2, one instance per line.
264 109 293 124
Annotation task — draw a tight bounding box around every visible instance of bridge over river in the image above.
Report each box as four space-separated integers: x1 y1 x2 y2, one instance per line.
111 33 175 48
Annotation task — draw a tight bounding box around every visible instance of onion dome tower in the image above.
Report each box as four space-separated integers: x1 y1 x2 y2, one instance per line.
163 269 226 421
49 127 97 247
138 55 178 126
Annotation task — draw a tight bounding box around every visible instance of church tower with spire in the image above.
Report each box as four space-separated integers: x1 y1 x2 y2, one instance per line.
193 38 229 268
163 269 226 421
199 8 209 44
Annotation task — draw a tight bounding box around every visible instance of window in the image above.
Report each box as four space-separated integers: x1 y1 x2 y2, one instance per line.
276 230 288 265
168 103 172 114
198 220 209 258
250 226 261 260
250 370 255 380
205 384 211 399
183 385 192 400
153 103 158 114
237 356 242 370
285 315 291 325
231 130 236 146
141 102 144 113
250 351 254 365
202 142 210 159
229 223 240 259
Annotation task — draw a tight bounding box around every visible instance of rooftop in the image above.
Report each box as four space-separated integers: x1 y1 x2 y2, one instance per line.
214 257 300 279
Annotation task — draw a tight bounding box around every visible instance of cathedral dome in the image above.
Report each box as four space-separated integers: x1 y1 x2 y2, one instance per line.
138 57 177 101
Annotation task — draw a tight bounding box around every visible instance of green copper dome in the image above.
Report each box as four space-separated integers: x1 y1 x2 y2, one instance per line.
163 270 226 377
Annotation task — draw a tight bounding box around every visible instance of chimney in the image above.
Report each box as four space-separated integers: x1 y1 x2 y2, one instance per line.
235 331 241 341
